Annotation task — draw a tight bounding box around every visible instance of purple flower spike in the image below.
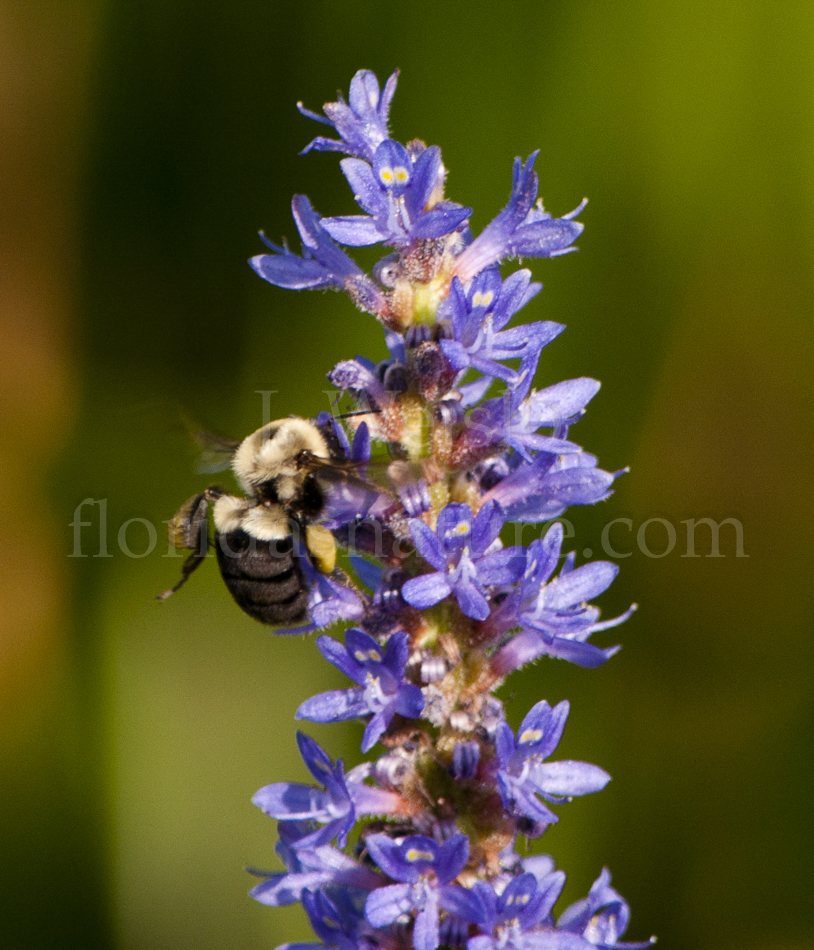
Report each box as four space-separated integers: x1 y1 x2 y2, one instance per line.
557 869 655 949
296 630 425 751
453 153 585 283
495 700 610 831
401 501 525 621
244 66 649 950
364 834 470 950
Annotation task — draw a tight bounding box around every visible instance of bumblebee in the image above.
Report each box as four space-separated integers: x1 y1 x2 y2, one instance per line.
159 417 378 626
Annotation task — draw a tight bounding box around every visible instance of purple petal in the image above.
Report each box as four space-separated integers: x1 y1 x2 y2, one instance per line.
382 631 409 676
509 217 584 258
538 635 619 668
315 635 365 683
523 933 591 950
296 731 334 781
498 774 559 825
436 834 470 884
409 519 448 570
349 554 382 592
307 574 365 629
490 268 537 331
439 339 470 372
545 561 619 609
365 883 413 927
436 503 473 557
361 708 393 752
405 146 442 219
345 628 385 665
477 547 527 586
252 782 326 820
321 215 387 246
373 139 412 196
518 699 569 760
249 254 336 291
535 870 567 919
339 157 384 215
454 579 490 620
495 721 516 766
471 500 505 554
469 938 496 950
438 884 488 925
528 760 611 797
250 871 330 906
366 834 420 882
526 378 601 426
411 202 471 240
459 375 494 407
350 783 406 817
352 421 371 462
394 683 425 718
413 892 441 950
296 688 368 723
539 467 616 505
401 572 452 609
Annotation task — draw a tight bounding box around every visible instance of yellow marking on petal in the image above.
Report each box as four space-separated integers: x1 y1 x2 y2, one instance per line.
446 521 470 540
379 167 394 185
394 166 409 183
519 728 544 744
406 848 435 863
472 290 494 308
355 648 382 662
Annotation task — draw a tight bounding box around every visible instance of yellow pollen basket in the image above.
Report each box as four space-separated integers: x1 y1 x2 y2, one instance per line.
519 728 544 744
406 848 435 863
305 525 337 574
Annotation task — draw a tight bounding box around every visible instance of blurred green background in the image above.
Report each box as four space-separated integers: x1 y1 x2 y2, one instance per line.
3 1 813 948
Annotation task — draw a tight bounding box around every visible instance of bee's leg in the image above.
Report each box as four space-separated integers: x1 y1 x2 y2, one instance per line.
156 548 208 600
158 485 223 600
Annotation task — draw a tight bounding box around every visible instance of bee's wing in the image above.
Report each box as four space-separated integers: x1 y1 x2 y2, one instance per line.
194 430 242 474
307 455 393 496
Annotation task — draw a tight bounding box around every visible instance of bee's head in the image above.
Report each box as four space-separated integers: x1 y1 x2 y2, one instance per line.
232 417 330 497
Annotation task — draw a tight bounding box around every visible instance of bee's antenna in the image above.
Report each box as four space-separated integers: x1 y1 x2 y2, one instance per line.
334 408 383 420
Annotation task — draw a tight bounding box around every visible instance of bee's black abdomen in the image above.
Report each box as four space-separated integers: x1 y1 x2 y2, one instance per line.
215 529 309 625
